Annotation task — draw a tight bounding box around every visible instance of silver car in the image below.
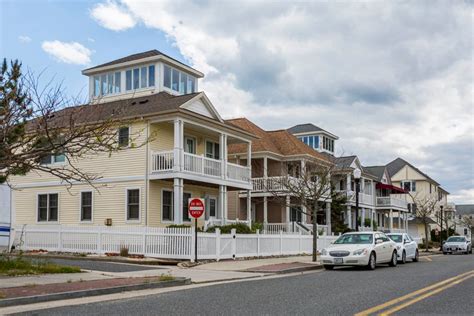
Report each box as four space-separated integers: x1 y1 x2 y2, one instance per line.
442 236 472 255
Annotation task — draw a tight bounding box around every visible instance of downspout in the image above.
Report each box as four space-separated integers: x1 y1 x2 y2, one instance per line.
145 120 149 226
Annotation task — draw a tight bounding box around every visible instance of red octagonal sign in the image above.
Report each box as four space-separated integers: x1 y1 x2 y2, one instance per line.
188 198 205 219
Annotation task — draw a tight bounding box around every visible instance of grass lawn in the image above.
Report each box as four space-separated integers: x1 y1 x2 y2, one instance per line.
0 254 82 276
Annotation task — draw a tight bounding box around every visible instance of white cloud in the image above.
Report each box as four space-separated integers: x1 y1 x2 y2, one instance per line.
87 37 95 42
92 1 473 202
90 0 136 31
42 41 92 65
18 35 31 43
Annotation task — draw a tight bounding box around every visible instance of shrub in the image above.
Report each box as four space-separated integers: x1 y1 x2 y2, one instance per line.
206 223 253 234
167 224 192 229
119 247 129 257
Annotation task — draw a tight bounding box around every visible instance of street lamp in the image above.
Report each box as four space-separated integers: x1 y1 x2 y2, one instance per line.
354 168 362 232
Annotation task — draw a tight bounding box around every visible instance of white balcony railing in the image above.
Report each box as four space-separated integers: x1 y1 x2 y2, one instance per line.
252 176 291 192
346 191 374 205
151 151 251 183
376 196 408 209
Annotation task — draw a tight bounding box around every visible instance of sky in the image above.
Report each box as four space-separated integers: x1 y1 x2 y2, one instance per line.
1 0 473 203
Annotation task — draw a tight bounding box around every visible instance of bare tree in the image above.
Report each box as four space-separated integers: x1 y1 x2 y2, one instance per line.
409 192 439 251
1 59 148 188
264 158 336 262
457 215 474 238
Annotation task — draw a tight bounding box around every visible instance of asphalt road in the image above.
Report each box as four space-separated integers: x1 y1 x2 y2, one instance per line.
15 254 474 316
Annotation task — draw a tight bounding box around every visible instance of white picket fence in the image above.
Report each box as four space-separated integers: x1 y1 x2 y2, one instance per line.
12 225 338 261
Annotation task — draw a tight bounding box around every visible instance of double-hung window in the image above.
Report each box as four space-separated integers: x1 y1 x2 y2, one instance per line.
118 127 129 147
126 189 140 221
208 197 217 218
38 193 58 222
162 190 173 221
402 181 416 192
80 191 93 221
205 141 220 160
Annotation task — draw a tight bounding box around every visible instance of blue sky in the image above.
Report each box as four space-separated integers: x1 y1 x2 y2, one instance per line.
1 1 472 203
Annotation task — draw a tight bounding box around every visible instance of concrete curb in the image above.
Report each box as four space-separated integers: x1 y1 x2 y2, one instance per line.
246 264 323 274
0 277 190 308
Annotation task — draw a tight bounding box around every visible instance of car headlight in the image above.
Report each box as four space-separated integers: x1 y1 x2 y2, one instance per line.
353 248 368 256
321 249 328 256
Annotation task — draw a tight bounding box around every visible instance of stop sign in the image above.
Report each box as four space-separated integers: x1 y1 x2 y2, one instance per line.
188 198 205 219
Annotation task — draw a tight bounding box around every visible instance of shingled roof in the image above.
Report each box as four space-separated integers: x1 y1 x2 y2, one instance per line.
364 166 387 181
334 156 357 169
226 118 331 163
82 49 203 77
386 157 440 185
287 123 338 139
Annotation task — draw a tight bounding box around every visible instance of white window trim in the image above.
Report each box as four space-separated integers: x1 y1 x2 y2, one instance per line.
182 191 193 222
205 139 220 160
93 71 122 98
79 190 94 223
124 64 156 93
207 195 218 219
161 189 174 223
162 64 196 95
125 187 141 223
36 192 60 224
184 136 197 154
118 125 131 148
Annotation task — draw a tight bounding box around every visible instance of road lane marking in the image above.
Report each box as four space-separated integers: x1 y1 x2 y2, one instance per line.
354 270 474 316
379 273 474 315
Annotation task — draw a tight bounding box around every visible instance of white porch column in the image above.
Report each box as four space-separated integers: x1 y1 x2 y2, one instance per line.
285 195 290 223
220 133 227 179
263 157 268 178
326 202 331 235
301 204 307 224
246 190 252 227
398 213 401 230
263 196 268 224
346 174 351 191
219 185 227 224
405 213 408 232
247 142 252 168
389 209 393 232
173 119 183 171
173 178 183 224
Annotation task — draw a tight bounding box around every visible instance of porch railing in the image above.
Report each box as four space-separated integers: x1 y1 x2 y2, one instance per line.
376 197 408 209
151 151 250 183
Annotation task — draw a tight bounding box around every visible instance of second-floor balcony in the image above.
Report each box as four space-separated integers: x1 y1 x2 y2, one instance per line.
151 150 251 185
250 176 331 199
376 196 408 211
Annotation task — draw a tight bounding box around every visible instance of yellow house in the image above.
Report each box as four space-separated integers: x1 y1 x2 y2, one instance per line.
10 50 254 229
386 157 449 240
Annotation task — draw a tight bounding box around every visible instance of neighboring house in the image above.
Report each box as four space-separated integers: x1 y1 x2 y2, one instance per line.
386 157 449 240
9 50 255 229
455 204 474 239
0 184 11 247
226 118 333 234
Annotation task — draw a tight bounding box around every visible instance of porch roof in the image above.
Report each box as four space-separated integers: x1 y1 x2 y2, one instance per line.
376 183 407 194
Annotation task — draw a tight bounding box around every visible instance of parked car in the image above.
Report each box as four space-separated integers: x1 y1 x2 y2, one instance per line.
320 232 398 270
387 233 419 264
442 236 472 255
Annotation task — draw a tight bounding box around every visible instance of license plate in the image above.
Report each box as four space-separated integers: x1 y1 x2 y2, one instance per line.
334 258 343 264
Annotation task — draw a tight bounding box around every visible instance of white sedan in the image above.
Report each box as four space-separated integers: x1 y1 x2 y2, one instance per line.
387 233 419 264
321 232 398 270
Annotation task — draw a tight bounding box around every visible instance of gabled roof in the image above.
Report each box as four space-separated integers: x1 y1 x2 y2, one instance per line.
82 49 204 77
364 166 387 182
386 158 440 185
287 123 339 139
226 118 331 163
334 156 357 169
456 205 474 216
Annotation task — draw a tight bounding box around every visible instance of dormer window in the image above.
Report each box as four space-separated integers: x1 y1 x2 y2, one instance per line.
163 64 196 94
125 65 155 91
93 71 121 97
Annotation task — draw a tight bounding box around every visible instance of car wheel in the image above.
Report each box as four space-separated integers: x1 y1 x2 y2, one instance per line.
367 252 376 270
389 251 398 267
443 252 447 255
401 250 407 264
324 265 334 270
413 249 419 262
469 247 472 254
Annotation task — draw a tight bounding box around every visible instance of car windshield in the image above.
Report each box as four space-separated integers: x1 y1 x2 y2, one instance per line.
334 234 373 244
387 234 403 243
446 237 465 243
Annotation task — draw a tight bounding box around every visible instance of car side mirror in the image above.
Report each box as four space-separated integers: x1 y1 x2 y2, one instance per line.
376 239 383 244
404 240 409 244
